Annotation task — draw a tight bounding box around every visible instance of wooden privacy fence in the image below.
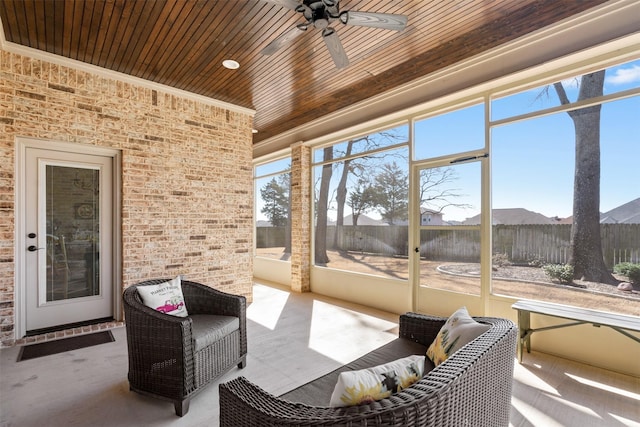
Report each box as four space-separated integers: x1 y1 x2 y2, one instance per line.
331 225 409 257
256 226 287 249
420 228 480 262
493 224 572 265
493 224 640 267
256 223 640 268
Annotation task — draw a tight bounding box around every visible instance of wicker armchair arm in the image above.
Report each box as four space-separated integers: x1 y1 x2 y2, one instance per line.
181 280 246 317
398 312 446 346
180 280 248 356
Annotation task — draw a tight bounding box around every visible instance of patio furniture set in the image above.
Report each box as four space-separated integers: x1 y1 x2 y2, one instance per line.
124 279 517 426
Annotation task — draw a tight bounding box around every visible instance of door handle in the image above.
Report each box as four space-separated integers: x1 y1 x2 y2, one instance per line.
27 246 44 252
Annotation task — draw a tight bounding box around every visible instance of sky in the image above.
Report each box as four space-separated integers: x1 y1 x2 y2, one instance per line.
256 59 640 223
414 59 640 222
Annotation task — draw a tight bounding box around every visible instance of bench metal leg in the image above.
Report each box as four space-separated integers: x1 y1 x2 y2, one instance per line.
517 310 531 363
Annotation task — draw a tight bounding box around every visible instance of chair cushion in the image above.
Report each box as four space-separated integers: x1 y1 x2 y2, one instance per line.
191 314 240 352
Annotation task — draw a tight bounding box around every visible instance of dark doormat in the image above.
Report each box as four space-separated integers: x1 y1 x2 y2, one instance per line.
17 331 115 362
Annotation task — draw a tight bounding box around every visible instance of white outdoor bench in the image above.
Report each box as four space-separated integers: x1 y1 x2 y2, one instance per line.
512 300 640 362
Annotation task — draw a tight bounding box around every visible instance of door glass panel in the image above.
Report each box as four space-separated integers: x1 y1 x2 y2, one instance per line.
46 165 99 301
417 161 482 295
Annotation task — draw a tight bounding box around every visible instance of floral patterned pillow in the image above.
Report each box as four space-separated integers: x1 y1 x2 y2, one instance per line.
329 355 425 407
426 307 490 366
136 276 189 317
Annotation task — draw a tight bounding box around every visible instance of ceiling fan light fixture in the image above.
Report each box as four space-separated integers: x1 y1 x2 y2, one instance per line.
314 18 329 29
222 59 240 70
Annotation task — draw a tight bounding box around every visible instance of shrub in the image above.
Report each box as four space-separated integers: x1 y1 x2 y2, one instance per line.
527 255 545 268
614 262 640 283
492 252 512 268
614 262 634 275
542 263 574 284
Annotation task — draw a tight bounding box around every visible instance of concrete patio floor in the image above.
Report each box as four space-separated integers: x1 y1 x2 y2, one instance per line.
1 282 638 426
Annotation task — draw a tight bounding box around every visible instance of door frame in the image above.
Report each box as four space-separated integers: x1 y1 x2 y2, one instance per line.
410 153 490 315
15 137 122 338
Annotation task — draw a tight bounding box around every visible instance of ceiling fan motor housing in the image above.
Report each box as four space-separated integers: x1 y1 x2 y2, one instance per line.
297 0 340 24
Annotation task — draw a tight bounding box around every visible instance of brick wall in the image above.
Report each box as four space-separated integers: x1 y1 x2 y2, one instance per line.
0 49 254 346
290 143 311 292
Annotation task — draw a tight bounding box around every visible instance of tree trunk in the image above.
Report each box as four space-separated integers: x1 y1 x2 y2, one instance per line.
555 71 616 284
315 147 333 265
333 141 353 248
334 166 351 248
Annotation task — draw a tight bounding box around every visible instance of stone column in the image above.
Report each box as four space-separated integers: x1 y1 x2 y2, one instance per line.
289 142 311 292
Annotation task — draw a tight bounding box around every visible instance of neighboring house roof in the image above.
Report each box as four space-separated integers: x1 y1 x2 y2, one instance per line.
463 208 556 225
261 198 640 226
420 208 443 216
341 214 387 226
599 197 640 224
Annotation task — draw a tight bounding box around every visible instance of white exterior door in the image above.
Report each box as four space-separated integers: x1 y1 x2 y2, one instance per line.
22 145 115 333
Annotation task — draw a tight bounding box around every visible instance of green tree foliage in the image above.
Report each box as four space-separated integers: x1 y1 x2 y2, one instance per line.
333 131 406 234
372 162 408 225
347 179 377 225
260 174 290 227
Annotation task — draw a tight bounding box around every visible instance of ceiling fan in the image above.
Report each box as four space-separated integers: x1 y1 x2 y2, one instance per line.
261 0 408 69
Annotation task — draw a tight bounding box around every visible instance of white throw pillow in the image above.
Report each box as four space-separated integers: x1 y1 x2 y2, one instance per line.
329 355 425 407
426 306 490 366
136 276 189 317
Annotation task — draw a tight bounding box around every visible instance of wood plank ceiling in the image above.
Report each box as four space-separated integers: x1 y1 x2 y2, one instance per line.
0 0 605 145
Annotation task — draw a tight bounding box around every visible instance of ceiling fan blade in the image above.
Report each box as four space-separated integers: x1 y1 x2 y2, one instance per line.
262 0 301 11
261 25 306 55
340 11 408 31
322 27 349 69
